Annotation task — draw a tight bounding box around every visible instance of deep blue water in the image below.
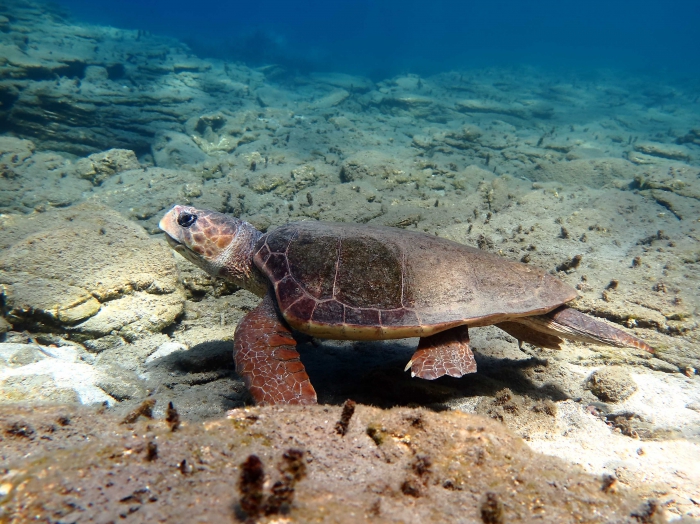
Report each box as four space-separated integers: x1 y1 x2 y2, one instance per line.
49 0 700 78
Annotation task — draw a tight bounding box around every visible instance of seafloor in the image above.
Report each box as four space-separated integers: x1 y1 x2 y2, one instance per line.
0 0 699 522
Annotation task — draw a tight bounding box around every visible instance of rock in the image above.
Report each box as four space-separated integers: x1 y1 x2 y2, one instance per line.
74 291 184 341
0 343 46 368
393 75 424 90
83 65 109 82
532 158 636 187
455 99 528 118
482 174 530 212
626 150 659 165
0 137 88 214
144 341 187 364
634 142 691 161
633 164 700 200
255 86 292 107
454 165 496 191
0 203 184 340
310 72 373 92
378 94 437 117
586 367 638 403
73 149 140 185
452 125 483 143
86 166 188 230
0 374 80 404
0 316 12 334
172 58 211 73
0 0 207 154
152 130 209 168
83 334 124 354
676 128 700 147
0 342 113 405
312 89 350 109
184 110 262 156
94 365 148 401
646 189 694 220
339 150 405 183
383 94 434 107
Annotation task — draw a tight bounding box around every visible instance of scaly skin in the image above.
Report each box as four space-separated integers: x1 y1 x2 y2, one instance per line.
234 293 317 405
405 325 477 380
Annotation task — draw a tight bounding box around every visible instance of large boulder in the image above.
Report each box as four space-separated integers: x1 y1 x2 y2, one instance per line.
0 203 184 341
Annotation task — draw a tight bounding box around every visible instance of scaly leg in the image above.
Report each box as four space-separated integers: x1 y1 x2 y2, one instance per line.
405 325 477 380
495 321 564 349
511 306 654 353
233 292 317 405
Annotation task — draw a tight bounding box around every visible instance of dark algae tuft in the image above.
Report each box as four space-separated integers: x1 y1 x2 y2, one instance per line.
334 399 356 436
480 492 504 524
237 455 266 520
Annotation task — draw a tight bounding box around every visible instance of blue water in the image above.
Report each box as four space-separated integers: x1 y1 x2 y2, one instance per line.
54 0 700 78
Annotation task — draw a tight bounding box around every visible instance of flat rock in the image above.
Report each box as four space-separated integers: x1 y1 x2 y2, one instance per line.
634 142 691 161
455 98 528 118
312 89 350 109
0 342 113 405
152 130 209 168
310 72 374 92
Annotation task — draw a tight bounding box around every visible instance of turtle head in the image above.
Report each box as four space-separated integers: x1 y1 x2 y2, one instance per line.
159 205 268 296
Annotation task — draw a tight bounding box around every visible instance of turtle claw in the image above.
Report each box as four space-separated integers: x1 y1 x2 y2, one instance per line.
408 326 477 380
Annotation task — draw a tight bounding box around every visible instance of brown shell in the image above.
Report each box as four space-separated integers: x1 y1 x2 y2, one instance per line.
253 222 577 340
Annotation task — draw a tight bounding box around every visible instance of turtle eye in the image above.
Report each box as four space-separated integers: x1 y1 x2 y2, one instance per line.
177 212 197 228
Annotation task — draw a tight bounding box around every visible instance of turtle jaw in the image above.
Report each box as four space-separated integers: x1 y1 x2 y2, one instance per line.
163 232 186 254
161 224 207 269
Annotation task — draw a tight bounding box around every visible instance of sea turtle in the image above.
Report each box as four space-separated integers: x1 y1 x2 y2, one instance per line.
159 205 653 405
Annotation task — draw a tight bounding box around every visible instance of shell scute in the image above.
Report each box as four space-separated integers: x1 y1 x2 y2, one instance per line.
380 309 418 327
334 236 404 309
276 276 304 310
312 300 344 324
287 296 317 322
345 307 380 326
265 253 289 281
287 233 337 299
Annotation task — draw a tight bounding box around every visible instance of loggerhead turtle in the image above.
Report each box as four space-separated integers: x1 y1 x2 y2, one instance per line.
159 205 653 405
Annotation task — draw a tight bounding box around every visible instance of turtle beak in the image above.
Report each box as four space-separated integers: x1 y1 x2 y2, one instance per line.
159 206 191 257
159 205 185 239
164 233 182 249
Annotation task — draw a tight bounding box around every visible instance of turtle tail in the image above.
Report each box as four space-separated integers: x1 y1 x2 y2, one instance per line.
501 306 654 353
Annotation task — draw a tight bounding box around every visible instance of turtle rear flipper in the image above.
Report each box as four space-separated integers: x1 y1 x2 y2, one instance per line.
495 321 564 350
510 306 654 353
406 326 477 380
234 293 317 405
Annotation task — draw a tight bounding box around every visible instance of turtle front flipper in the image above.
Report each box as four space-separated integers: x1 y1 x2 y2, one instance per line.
234 292 317 405
406 326 477 380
